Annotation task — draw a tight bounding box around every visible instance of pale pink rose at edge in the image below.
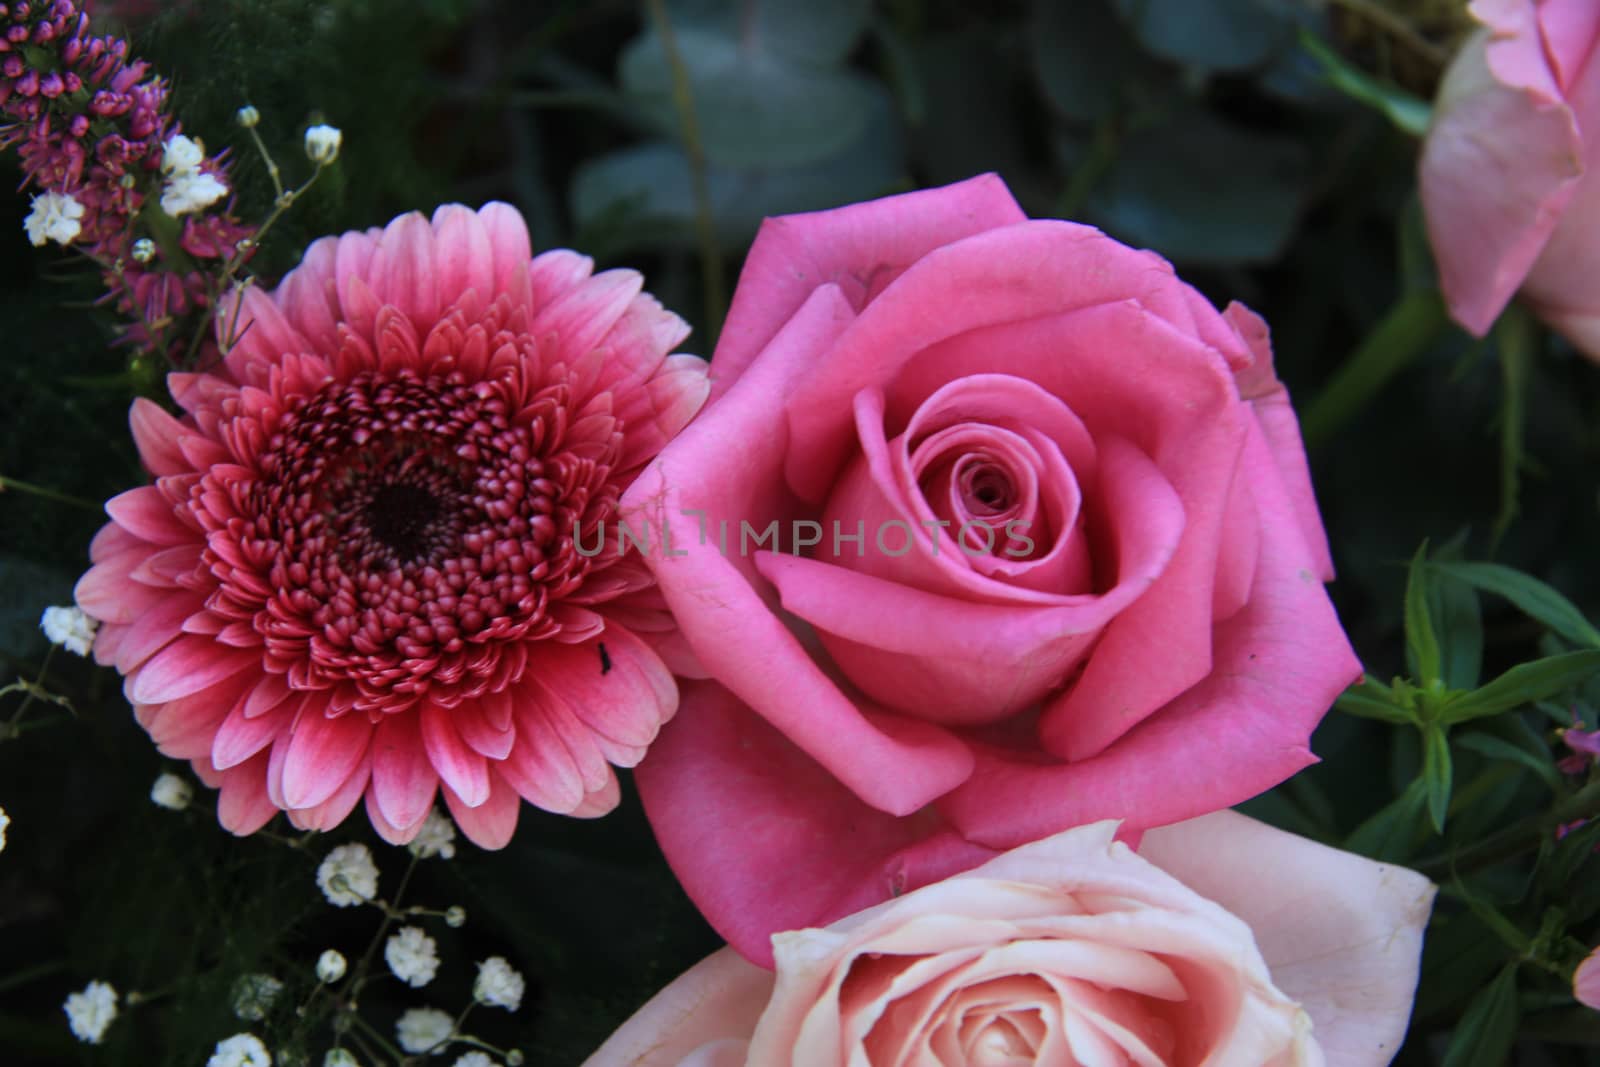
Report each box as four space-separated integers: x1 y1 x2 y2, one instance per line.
584 812 1436 1067
1574 945 1600 1009
1419 0 1600 356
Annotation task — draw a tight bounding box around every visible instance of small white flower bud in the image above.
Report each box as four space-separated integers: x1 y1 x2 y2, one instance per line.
444 905 466 928
40 605 96 655
315 949 347 984
150 773 192 811
304 124 342 166
131 238 156 263
323 1050 359 1067
236 105 261 129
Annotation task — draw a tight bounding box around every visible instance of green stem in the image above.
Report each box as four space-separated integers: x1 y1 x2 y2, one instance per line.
0 474 102 512
1301 288 1449 450
645 0 726 349
1491 304 1534 550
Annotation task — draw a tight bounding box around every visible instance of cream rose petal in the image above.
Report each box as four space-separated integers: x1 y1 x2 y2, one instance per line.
1139 810 1435 1067
582 950 771 1067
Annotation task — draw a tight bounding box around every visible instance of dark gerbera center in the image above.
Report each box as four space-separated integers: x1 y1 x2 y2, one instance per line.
364 480 448 563
229 365 623 711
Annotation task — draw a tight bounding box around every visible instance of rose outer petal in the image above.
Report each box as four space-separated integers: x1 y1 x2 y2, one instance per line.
1420 23 1583 336
579 949 770 1067
1140 811 1435 1067
711 173 1029 399
635 681 1000 968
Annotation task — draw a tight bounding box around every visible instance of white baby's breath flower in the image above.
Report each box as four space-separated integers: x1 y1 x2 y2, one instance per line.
63 980 118 1044
23 191 85 247
207 1032 272 1067
162 133 206 174
40 605 96 655
161 169 229 216
316 844 379 907
453 1053 496 1067
407 809 456 860
303 124 342 165
150 772 193 811
395 1007 454 1055
231 973 285 1021
236 105 261 129
0 806 9 852
384 926 439 988
315 949 347 984
323 1051 359 1067
444 905 466 928
472 957 524 1012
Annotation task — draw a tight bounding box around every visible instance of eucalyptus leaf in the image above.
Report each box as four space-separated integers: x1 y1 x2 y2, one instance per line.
1032 0 1152 122
1086 108 1308 264
571 86 901 255
1441 964 1520 1067
1438 651 1600 726
667 0 871 65
621 26 881 169
1428 561 1600 650
1111 0 1295 72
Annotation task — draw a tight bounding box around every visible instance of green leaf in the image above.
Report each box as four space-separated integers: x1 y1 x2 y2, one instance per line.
1086 107 1309 265
1427 538 1484 690
1442 964 1521 1067
1297 30 1430 136
1111 0 1296 72
620 27 883 169
1335 676 1417 726
1428 561 1600 650
1455 731 1562 792
1300 288 1449 449
1422 724 1454 833
1032 0 1153 122
668 0 870 65
1405 542 1443 689
571 87 900 255
1346 778 1429 862
1438 650 1600 725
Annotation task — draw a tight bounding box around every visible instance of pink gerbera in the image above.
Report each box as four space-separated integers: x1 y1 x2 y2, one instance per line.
75 202 709 847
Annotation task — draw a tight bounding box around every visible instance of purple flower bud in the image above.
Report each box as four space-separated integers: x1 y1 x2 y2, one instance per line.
68 113 85 137
14 68 37 96
32 19 55 45
38 70 61 97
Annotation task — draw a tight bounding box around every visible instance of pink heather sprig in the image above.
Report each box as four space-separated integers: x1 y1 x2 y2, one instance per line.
0 0 254 363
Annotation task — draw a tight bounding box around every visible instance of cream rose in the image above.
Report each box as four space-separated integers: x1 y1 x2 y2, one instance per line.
585 813 1434 1067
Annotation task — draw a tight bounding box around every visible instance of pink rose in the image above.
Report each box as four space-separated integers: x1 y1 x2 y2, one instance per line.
584 813 1435 1067
1419 0 1600 355
624 175 1360 963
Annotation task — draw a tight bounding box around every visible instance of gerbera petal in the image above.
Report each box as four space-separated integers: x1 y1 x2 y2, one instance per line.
421 702 491 808
280 708 376 810
442 770 521 848
217 754 279 836
371 713 439 831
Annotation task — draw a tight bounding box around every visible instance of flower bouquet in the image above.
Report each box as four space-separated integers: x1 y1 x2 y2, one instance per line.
5 2 1600 1066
